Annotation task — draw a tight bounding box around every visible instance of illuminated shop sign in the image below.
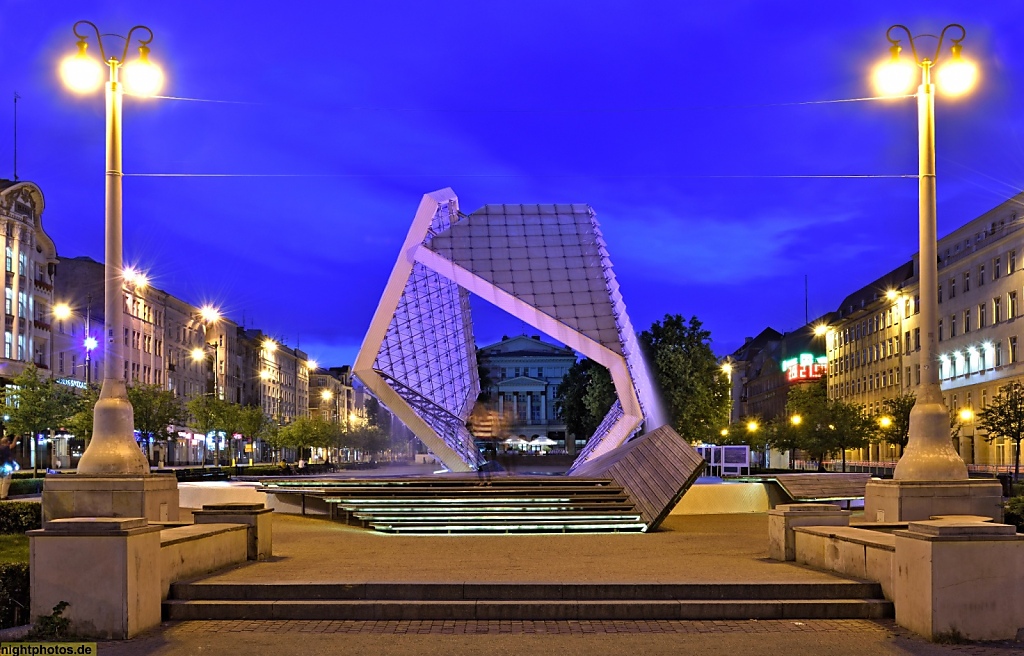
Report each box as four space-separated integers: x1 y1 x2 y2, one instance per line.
780 353 827 382
56 378 89 389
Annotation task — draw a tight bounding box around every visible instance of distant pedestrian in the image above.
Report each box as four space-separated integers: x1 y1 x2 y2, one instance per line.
0 436 20 500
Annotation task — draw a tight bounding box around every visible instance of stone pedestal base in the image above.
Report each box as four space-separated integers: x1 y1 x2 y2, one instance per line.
29 517 162 639
767 503 851 561
865 479 1002 523
42 474 180 523
895 519 1024 640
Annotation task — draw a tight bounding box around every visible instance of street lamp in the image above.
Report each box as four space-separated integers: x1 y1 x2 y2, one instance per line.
195 305 222 400
53 301 98 384
60 20 163 474
958 407 975 465
874 24 977 481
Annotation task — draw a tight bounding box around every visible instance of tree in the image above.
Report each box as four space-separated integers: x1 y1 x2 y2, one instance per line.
64 384 100 445
639 315 729 442
236 405 275 461
128 384 183 460
554 359 610 441
186 395 236 466
6 366 80 473
978 381 1024 481
279 416 342 459
879 392 916 450
348 425 389 458
785 379 875 472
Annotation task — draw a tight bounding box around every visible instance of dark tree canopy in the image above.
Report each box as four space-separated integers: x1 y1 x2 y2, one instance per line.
978 381 1024 481
639 315 729 442
554 359 612 440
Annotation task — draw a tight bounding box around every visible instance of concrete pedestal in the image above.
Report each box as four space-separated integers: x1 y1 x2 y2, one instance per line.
29 517 162 639
768 503 852 561
895 519 1024 641
192 502 273 560
864 479 1002 523
41 474 179 523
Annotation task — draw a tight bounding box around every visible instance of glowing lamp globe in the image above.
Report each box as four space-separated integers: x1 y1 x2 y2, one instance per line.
937 57 978 96
60 49 103 93
122 54 164 97
84 336 99 351
873 58 917 96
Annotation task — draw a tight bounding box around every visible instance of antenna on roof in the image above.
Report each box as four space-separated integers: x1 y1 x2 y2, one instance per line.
13 92 20 181
804 274 809 325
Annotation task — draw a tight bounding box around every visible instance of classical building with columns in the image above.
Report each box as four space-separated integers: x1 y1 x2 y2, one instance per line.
474 335 576 451
0 180 59 382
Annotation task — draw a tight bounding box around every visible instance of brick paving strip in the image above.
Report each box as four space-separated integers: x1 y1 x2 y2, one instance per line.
170 618 893 635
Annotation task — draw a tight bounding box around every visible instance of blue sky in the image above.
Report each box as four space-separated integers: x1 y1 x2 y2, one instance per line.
2 1 1024 367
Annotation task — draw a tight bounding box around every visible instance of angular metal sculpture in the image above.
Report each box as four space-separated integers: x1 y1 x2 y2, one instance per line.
355 188 660 472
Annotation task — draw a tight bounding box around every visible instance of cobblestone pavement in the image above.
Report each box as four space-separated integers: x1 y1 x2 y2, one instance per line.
86 620 1024 656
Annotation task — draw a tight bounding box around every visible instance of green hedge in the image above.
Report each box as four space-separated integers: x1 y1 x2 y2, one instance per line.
240 465 289 476
1005 497 1024 531
7 478 43 497
0 502 41 535
0 562 29 628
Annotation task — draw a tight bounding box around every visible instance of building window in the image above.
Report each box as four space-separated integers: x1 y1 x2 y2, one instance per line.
980 303 987 327
951 315 957 337
1011 250 1017 275
995 297 1003 323
949 278 956 299
915 364 921 385
979 264 986 286
1012 336 1019 363
914 328 921 350
997 341 1003 366
938 284 943 303
905 331 911 352
938 319 944 341
964 308 971 333
1011 291 1019 319
914 295 920 314
995 257 1002 279
963 271 970 292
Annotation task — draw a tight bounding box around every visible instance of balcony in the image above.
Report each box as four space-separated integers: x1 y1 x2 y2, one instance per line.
33 319 51 332
34 279 52 293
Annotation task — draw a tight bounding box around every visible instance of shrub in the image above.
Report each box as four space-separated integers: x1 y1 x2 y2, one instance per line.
0 562 30 628
1005 496 1024 531
8 478 43 497
242 465 290 477
0 502 41 534
1012 482 1024 498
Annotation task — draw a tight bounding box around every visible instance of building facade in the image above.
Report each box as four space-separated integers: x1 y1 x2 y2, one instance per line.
474 335 576 450
0 181 59 381
824 192 1024 468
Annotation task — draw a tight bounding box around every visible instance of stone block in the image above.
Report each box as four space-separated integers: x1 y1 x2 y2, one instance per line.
192 502 273 560
865 479 1003 523
29 517 162 639
42 474 179 523
767 503 851 561
894 519 1024 640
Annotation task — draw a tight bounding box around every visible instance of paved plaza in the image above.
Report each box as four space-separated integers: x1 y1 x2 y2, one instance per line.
71 511 1024 654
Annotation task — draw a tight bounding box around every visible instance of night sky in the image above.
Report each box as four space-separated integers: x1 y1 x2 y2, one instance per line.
2 1 1023 367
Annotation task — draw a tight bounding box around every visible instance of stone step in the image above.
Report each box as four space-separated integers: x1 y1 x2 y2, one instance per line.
169 581 886 602
164 598 893 621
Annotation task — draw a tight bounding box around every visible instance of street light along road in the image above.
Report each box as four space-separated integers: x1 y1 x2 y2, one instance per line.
59 21 163 475
873 24 977 482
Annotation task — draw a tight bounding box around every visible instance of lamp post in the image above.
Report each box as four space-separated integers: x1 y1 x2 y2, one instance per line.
874 24 978 481
958 407 975 466
59 21 163 475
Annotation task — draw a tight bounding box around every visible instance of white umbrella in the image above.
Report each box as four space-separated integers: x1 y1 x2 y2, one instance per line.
529 437 557 446
504 437 528 445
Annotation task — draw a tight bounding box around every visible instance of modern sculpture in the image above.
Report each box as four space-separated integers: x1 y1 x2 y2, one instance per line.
354 188 662 473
